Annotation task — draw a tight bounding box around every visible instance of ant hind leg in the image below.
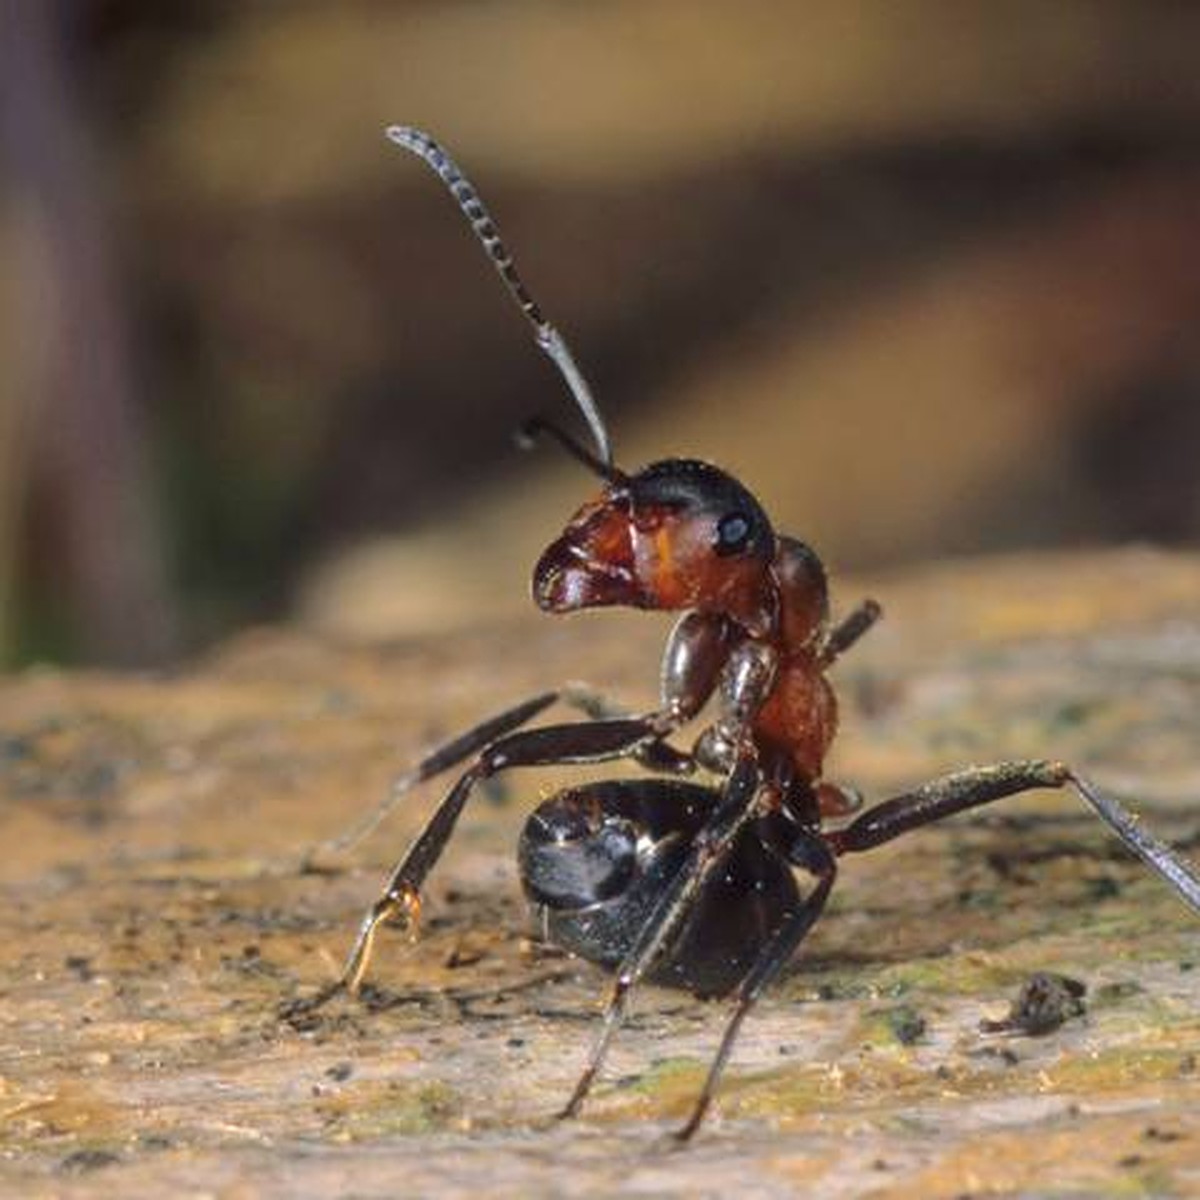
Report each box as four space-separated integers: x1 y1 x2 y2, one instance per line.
819 598 882 666
827 760 1200 914
674 833 837 1143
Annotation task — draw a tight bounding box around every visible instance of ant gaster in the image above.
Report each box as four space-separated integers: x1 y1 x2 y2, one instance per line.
299 127 1200 1142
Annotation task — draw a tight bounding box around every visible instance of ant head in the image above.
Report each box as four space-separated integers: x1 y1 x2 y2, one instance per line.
385 128 797 639
534 457 779 636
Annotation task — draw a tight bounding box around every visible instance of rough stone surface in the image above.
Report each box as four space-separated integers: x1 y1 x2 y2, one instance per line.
2 548 1199 1197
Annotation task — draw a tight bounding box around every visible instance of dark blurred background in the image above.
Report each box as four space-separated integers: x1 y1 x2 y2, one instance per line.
2 2 1199 667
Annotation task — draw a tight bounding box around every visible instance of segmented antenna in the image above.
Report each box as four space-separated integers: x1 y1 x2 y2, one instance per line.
386 126 614 470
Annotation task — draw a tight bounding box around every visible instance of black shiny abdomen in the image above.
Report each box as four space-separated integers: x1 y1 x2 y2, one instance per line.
518 778 801 998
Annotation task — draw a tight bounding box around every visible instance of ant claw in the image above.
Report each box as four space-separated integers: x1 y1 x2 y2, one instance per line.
277 979 348 1027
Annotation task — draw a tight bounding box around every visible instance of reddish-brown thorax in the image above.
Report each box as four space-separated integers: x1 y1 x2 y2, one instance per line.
534 462 840 784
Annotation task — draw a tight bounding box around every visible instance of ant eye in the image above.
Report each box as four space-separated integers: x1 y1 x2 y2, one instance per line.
715 512 752 555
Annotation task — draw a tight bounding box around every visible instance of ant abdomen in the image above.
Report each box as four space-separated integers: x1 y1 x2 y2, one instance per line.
518 785 642 910
518 779 802 998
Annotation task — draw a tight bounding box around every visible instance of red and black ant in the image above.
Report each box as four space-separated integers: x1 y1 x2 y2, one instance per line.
297 127 1200 1142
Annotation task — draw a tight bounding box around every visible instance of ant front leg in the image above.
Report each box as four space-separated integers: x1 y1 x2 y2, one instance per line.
826 760 1200 914
562 682 698 776
303 691 561 868
558 750 770 1123
328 709 689 1004
303 683 652 869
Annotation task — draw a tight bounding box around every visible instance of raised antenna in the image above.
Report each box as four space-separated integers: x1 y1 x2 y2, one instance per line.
386 126 614 469
516 417 626 485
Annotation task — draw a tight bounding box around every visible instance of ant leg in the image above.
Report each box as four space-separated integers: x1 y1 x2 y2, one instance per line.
560 683 695 774
675 834 837 1143
331 712 681 1001
558 753 766 1121
635 738 698 775
303 691 560 867
826 760 1200 914
1070 771 1200 911
819 598 882 667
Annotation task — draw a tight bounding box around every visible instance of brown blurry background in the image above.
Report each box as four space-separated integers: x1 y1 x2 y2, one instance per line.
2 1 1199 667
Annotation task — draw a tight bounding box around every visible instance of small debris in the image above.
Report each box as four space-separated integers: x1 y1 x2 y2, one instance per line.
859 1003 928 1048
64 955 94 982
58 1149 120 1174
0 735 32 763
1084 876 1121 901
882 1004 927 1046
444 943 485 969
979 972 1086 1036
1143 1125 1183 1143
966 1044 1020 1067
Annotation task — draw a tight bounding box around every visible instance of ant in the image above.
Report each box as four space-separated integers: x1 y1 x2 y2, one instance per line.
295 126 1200 1142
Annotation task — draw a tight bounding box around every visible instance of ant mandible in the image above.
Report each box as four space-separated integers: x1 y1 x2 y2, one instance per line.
298 126 1200 1142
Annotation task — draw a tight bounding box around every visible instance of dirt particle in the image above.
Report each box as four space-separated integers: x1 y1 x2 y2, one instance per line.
979 972 1086 1035
64 955 94 982
58 1149 120 1174
1143 1125 1183 1143
883 1004 927 1045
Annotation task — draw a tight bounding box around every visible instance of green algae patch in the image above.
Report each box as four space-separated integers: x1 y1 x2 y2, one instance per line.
1041 1046 1199 1094
314 1078 464 1139
858 1003 929 1047
1091 979 1146 1008
0 1080 130 1152
583 1057 708 1122
714 1054 941 1128
870 953 1025 1000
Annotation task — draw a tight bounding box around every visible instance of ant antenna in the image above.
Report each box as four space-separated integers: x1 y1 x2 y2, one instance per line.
516 417 627 485
386 126 615 470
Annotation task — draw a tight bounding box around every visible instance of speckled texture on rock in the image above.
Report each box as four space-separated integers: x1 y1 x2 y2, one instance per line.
2 548 1199 1198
